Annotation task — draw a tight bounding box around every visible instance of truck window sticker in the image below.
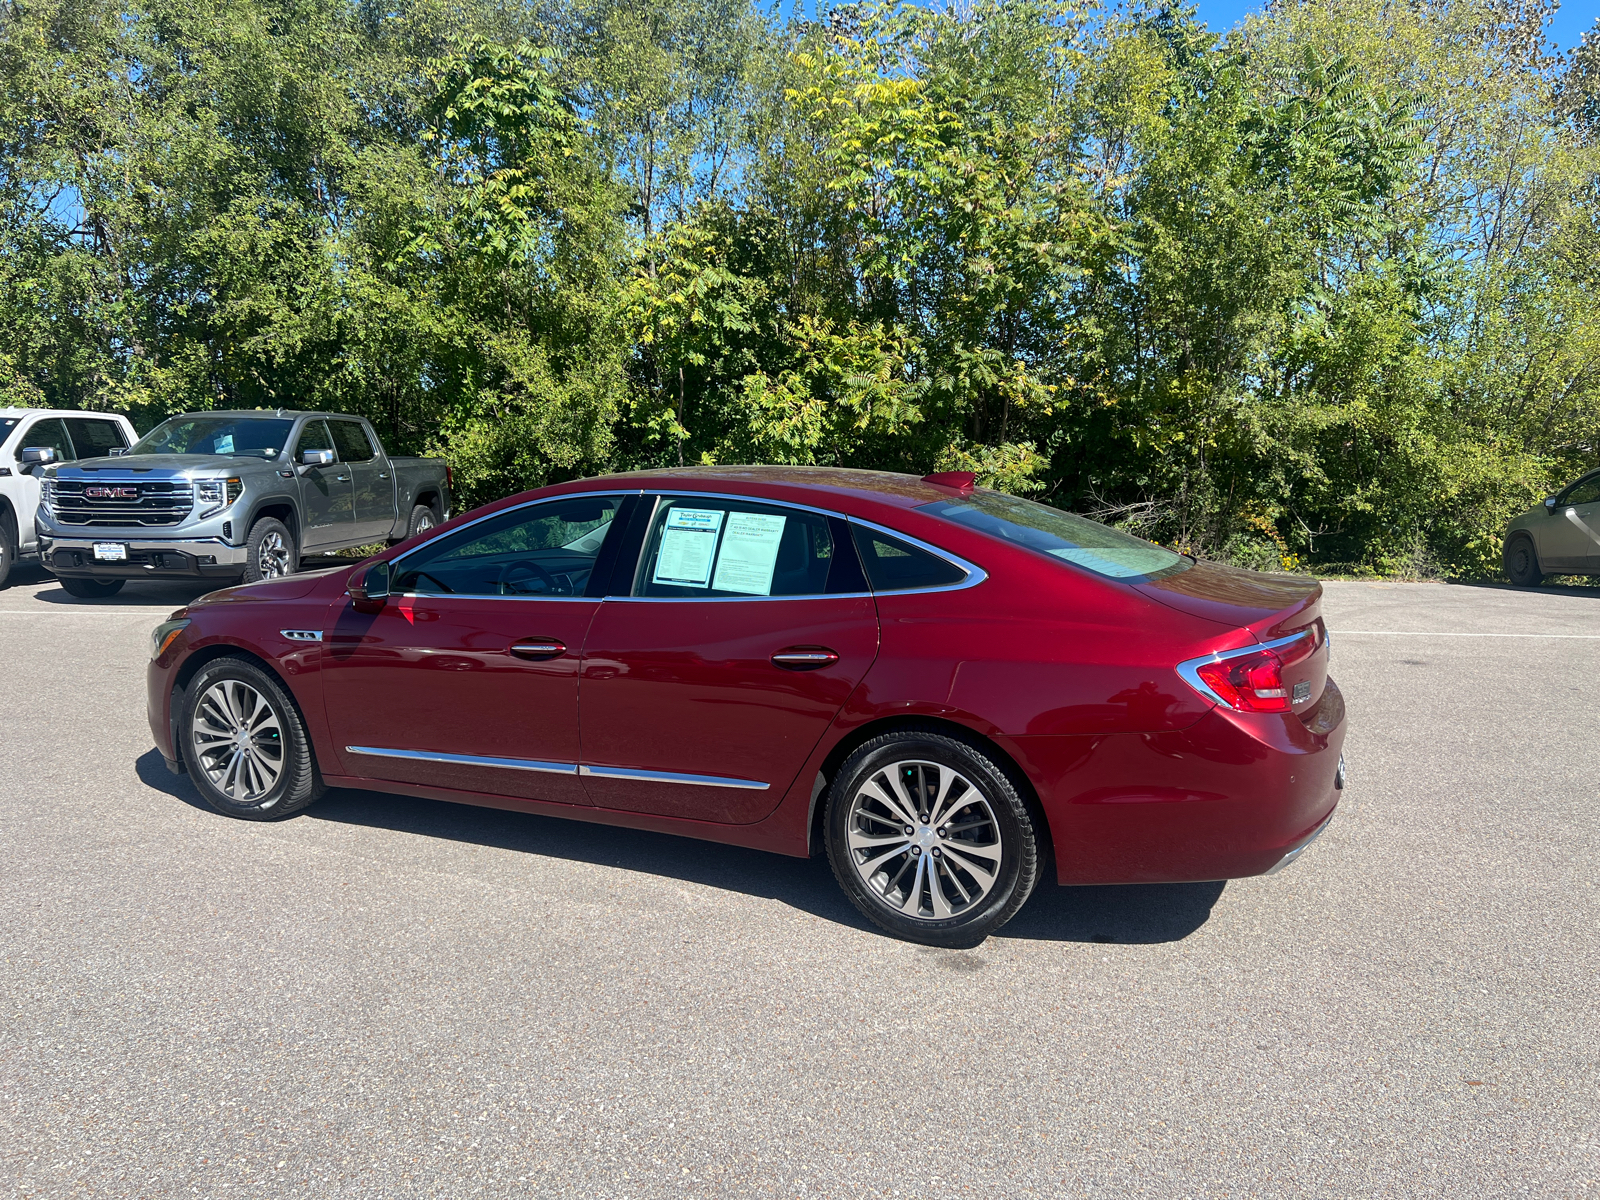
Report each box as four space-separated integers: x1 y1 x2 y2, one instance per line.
652 508 724 588
710 512 787 595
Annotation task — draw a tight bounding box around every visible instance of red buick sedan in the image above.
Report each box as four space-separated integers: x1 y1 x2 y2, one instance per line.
146 468 1345 945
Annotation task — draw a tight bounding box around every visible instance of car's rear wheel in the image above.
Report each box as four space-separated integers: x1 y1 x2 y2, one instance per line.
58 576 125 598
242 517 297 583
825 730 1039 947
1504 533 1544 587
180 657 323 820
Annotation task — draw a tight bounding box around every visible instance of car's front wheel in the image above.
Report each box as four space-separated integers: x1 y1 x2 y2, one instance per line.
1504 533 1544 587
825 730 1040 947
179 657 323 820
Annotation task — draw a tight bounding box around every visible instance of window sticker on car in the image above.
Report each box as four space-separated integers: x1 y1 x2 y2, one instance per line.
653 508 725 587
711 512 787 595
215 434 234 455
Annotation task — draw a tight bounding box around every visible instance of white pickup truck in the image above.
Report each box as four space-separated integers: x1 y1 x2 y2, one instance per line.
0 408 139 588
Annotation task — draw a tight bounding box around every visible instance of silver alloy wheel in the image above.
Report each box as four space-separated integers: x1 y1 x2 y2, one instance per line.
257 530 291 578
845 760 1003 921
191 680 286 804
416 511 436 532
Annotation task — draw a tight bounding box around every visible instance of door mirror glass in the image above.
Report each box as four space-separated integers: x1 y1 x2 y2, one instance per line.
301 448 336 467
1545 496 1559 512
348 560 391 612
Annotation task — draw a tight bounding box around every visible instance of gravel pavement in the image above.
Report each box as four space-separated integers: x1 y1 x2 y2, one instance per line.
2 564 1597 1198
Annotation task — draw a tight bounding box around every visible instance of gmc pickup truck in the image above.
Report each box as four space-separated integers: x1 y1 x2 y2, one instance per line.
35 409 451 598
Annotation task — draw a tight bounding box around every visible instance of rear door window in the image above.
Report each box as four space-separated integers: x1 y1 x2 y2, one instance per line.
394 494 623 597
330 420 376 462
62 418 129 459
634 497 845 598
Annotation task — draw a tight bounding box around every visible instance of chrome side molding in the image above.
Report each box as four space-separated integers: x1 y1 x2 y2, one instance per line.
345 746 578 775
579 764 770 791
280 629 324 642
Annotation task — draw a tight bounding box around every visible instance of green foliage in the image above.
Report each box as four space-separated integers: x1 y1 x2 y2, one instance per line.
1 0 1595 572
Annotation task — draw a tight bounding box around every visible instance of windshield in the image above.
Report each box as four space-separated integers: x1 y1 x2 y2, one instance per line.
129 416 293 460
919 491 1189 581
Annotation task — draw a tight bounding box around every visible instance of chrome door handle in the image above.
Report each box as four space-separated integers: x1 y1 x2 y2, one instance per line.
510 639 567 660
336 475 350 482
771 646 839 670
378 472 389 479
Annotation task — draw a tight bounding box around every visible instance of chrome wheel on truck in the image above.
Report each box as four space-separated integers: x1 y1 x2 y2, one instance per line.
180 657 323 819
826 730 1039 948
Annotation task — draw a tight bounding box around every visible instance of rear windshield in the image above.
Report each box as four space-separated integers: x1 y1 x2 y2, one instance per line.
919 491 1190 581
129 416 294 460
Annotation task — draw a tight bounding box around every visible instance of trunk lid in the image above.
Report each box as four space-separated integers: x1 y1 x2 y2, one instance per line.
1138 560 1329 717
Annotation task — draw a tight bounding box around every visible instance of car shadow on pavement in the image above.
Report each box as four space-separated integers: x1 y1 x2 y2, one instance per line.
136 750 1224 945
1444 577 1600 597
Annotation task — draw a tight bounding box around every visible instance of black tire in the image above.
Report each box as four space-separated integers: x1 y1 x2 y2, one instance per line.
58 576 125 598
407 503 440 539
0 508 15 589
825 729 1040 947
1504 533 1544 587
241 516 297 583
179 656 323 820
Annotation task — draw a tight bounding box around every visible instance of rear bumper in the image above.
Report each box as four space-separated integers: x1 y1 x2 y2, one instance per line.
1012 676 1348 885
42 535 248 580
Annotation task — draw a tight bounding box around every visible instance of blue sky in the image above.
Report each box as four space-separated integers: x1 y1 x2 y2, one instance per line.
1189 0 1598 52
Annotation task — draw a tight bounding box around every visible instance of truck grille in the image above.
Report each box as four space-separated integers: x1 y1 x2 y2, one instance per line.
52 480 195 527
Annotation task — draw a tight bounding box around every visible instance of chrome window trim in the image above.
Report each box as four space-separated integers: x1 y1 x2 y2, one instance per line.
579 764 770 791
1175 629 1321 709
620 491 986 601
844 515 989 595
386 488 642 597
346 746 578 775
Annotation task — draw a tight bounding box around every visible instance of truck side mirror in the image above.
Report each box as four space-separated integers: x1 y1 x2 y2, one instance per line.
348 560 391 613
301 448 336 467
1545 496 1559 514
108 447 128 456
20 446 57 467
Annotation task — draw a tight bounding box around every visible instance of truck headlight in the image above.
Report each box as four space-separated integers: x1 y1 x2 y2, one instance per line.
38 478 53 513
196 477 242 514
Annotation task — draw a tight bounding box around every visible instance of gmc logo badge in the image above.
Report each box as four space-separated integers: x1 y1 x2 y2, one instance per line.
84 486 138 500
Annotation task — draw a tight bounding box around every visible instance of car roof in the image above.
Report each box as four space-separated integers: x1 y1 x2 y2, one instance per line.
148 409 337 421
567 465 961 511
0 407 134 419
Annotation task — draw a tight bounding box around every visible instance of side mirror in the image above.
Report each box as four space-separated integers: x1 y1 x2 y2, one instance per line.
1545 496 1559 514
20 446 57 466
301 448 335 467
348 560 391 613
108 447 128 456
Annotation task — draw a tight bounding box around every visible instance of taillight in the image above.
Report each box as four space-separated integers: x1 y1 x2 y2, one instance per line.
1178 629 1318 714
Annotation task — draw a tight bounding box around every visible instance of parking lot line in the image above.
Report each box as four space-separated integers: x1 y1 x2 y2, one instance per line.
1331 630 1600 638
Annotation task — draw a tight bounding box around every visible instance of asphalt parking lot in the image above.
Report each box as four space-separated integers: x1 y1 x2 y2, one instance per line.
2 563 1597 1198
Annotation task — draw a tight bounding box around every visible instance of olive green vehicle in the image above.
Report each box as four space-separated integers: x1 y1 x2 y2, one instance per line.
1503 469 1600 586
